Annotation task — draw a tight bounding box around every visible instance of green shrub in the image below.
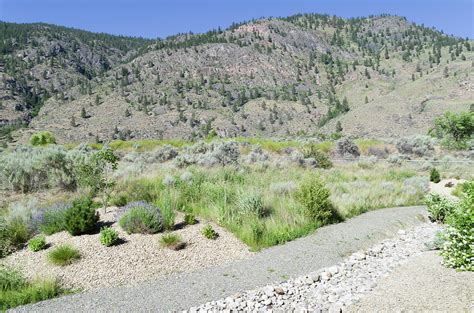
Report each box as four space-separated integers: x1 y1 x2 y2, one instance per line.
296 177 341 225
38 203 70 235
184 213 197 225
159 233 185 250
99 227 119 247
302 145 333 169
424 193 458 223
29 131 56 146
0 266 64 310
47 245 81 266
202 224 218 240
4 217 30 249
28 235 46 252
236 193 268 218
118 202 163 234
64 197 99 236
438 180 473 271
430 168 441 183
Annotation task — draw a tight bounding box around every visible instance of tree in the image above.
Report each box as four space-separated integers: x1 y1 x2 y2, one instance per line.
70 116 76 127
78 147 119 213
430 111 474 149
335 121 343 133
384 47 389 59
95 95 100 105
443 66 449 78
81 107 87 118
364 96 369 104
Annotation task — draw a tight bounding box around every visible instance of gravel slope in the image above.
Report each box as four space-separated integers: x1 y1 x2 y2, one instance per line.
12 206 427 312
348 251 474 312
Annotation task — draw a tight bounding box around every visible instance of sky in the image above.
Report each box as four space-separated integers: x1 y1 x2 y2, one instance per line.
1 0 473 39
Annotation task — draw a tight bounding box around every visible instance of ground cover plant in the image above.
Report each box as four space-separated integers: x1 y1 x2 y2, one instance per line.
47 245 81 266
0 266 65 310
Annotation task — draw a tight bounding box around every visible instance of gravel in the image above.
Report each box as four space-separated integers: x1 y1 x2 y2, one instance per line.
348 250 474 312
191 223 440 311
12 206 427 312
1 207 252 290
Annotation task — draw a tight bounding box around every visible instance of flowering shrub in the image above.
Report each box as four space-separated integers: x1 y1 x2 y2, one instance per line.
437 179 473 271
118 201 163 234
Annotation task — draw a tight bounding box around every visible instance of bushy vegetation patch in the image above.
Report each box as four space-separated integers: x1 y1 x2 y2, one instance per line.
47 245 81 266
430 111 474 150
424 193 459 223
64 197 99 236
99 227 119 247
202 225 219 240
29 131 56 146
296 177 341 225
430 179 473 271
33 202 71 235
302 145 333 169
0 266 65 310
118 202 163 234
430 167 441 183
28 235 46 252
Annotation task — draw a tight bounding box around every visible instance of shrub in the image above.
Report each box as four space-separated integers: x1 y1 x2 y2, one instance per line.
33 202 71 235
402 176 429 196
336 138 360 158
162 175 176 187
0 145 90 193
159 233 185 250
302 145 333 169
202 225 219 240
296 177 341 225
430 168 441 183
437 180 473 271
430 111 474 149
0 266 64 310
118 202 163 234
184 213 197 225
424 193 459 223
28 235 46 252
396 135 434 156
47 245 81 266
29 131 56 146
4 217 30 249
99 227 119 247
236 193 268 218
64 197 99 236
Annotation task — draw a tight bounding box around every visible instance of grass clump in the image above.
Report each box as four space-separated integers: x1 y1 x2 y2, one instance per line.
99 227 119 247
159 233 185 250
28 235 46 252
202 225 219 240
118 202 163 234
47 245 81 266
64 197 99 236
236 192 268 218
0 266 65 310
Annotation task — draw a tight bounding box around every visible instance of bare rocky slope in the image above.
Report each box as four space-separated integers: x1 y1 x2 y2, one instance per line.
1 14 473 144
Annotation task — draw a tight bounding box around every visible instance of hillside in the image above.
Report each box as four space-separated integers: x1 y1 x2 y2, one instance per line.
1 14 473 144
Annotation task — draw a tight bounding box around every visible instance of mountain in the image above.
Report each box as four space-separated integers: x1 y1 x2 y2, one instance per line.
1 14 472 144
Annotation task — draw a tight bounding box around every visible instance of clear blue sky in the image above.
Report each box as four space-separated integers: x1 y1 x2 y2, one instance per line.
1 0 473 39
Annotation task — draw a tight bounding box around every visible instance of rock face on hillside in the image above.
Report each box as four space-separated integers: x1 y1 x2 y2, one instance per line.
1 15 473 144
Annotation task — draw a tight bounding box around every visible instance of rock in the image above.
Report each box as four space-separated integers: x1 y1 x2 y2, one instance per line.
275 287 285 295
321 271 332 280
352 252 366 260
328 266 339 275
